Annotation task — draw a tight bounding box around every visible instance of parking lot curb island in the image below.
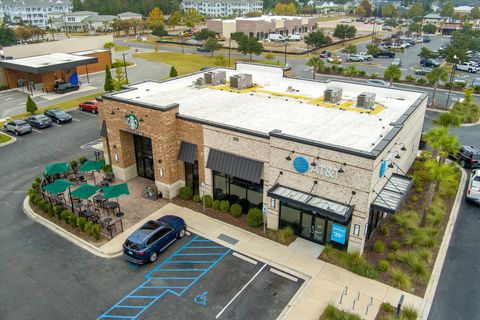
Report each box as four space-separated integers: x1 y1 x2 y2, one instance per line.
0 133 17 147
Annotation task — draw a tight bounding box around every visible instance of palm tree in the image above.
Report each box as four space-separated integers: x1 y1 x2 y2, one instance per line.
384 64 401 86
432 112 460 129
426 67 448 107
47 17 55 40
306 57 324 79
421 159 456 226
424 127 459 163
343 65 358 78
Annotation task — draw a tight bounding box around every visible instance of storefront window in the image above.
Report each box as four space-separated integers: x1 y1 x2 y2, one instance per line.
212 171 263 212
213 172 227 199
279 203 301 230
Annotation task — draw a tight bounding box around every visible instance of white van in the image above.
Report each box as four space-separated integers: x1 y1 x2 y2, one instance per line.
269 34 285 42
287 34 302 41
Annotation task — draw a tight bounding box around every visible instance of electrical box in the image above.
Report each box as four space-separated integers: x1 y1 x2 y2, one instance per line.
195 77 205 86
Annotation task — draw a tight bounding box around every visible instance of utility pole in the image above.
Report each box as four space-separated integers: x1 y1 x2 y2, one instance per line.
63 8 69 38
284 42 287 66
228 37 232 68
122 53 129 84
445 55 458 110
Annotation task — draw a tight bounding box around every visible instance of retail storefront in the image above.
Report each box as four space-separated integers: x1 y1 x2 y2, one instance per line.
99 63 427 253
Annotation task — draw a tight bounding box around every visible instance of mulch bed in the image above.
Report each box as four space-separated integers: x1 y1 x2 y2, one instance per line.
30 201 109 247
171 197 295 245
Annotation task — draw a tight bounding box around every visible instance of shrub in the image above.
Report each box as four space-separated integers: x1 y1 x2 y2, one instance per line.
416 78 427 85
179 186 193 200
219 200 230 213
390 240 400 251
386 252 396 261
192 195 201 203
69 160 78 171
370 73 379 79
92 224 101 240
412 195 418 202
60 210 70 221
389 268 412 291
77 217 87 232
393 211 419 230
377 260 390 272
415 248 433 264
402 306 419 320
247 208 263 227
170 66 178 77
405 75 415 82
380 225 389 236
85 221 94 235
102 164 113 173
381 302 395 313
373 240 385 253
358 70 367 76
348 253 378 279
53 205 62 218
230 203 242 218
79 156 87 164
212 200 220 210
203 195 213 208
68 212 78 227
410 259 429 283
321 304 362 320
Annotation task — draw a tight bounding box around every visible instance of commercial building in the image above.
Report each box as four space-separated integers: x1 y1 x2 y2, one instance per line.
207 15 317 39
2 0 72 27
99 63 426 253
181 0 262 18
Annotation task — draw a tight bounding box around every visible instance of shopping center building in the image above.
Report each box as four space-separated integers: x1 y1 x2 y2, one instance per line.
99 63 427 253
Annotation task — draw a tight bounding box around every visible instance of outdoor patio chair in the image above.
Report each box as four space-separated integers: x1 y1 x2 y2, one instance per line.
103 172 115 183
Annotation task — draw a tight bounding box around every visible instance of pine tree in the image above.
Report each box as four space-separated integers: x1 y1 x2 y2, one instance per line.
104 65 114 92
26 96 38 114
169 66 178 77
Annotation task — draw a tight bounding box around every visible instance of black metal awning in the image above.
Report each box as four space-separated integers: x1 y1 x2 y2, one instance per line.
371 173 413 214
267 184 353 223
100 120 108 138
206 149 263 184
178 141 197 164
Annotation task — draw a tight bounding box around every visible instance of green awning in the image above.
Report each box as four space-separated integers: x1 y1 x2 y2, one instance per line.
45 162 70 176
78 159 105 172
102 183 129 199
41 179 73 194
71 183 100 200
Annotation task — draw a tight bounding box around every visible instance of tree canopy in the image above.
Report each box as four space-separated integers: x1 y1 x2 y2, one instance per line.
184 8 201 28
408 2 423 18
381 4 397 18
73 0 180 16
0 24 16 46
333 24 356 45
357 0 372 17
147 7 165 29
440 1 454 17
237 37 263 60
304 30 330 49
274 3 296 15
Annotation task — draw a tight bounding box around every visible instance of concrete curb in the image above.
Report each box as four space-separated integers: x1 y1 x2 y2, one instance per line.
23 196 122 258
0 133 17 147
460 117 480 127
419 165 467 320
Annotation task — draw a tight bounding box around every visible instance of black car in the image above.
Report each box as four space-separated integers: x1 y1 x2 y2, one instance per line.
453 145 480 168
420 58 441 68
196 46 211 52
373 50 395 58
53 82 79 94
24 114 52 128
44 108 72 124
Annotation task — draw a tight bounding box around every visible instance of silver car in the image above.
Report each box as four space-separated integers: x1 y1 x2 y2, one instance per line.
4 120 32 136
466 169 480 204
367 79 390 87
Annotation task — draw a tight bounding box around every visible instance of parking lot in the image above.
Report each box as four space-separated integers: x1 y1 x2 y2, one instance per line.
98 234 304 320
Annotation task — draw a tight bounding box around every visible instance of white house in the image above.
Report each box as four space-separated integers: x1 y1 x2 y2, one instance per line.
181 0 263 18
117 11 142 20
2 0 72 27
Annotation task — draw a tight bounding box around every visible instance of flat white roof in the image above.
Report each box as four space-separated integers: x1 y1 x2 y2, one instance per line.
110 64 424 153
3 52 93 68
218 15 314 23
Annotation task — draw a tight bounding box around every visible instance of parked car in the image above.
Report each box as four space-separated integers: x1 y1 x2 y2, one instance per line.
453 75 468 86
399 42 410 49
327 55 342 64
367 79 390 87
347 54 365 62
452 145 480 168
196 46 211 52
287 34 302 41
420 58 441 68
44 108 72 124
53 82 79 94
466 169 480 204
456 62 478 73
422 36 431 43
373 50 395 58
319 50 332 58
268 33 285 42
24 114 52 129
123 215 187 264
79 100 98 113
391 58 402 66
472 77 480 87
4 119 32 135
382 26 392 31
414 67 432 75
358 52 373 61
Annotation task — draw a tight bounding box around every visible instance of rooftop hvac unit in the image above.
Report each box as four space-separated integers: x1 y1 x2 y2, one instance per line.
356 92 376 109
195 77 205 86
229 73 252 90
204 70 226 85
324 87 342 103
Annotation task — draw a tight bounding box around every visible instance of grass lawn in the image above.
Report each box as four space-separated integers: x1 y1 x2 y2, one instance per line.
114 44 130 52
0 132 12 144
317 15 343 22
0 92 101 126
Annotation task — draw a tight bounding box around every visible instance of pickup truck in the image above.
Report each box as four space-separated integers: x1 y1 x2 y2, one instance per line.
358 52 373 61
456 62 478 73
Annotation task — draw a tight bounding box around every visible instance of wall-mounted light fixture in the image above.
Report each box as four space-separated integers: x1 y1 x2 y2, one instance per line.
110 109 115 115
397 142 407 151
348 190 356 205
112 144 117 149
285 151 295 161
387 160 395 169
159 168 164 178
311 154 320 167
338 162 347 174
158 159 162 164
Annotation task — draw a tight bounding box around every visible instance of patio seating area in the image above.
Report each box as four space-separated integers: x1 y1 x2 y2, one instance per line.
40 159 168 239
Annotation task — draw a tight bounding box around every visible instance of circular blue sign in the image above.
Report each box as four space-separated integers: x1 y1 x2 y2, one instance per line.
293 156 309 173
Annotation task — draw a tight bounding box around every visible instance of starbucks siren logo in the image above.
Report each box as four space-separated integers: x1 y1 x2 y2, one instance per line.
126 114 139 130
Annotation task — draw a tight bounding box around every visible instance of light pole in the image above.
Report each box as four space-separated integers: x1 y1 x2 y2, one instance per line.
122 53 129 84
228 37 232 68
445 55 458 109
284 42 287 66
181 35 184 54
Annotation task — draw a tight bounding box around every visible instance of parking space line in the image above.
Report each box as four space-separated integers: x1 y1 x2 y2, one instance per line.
176 253 225 256
31 128 43 133
153 268 207 271
72 118 80 122
72 109 98 117
149 277 197 280
269 268 298 282
184 246 226 249
215 263 267 319
232 252 258 265
52 123 62 127
164 260 213 264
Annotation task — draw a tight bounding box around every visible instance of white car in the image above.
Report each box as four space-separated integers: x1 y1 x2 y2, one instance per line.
466 169 480 204
358 52 373 61
456 62 478 73
347 54 364 62
287 34 302 41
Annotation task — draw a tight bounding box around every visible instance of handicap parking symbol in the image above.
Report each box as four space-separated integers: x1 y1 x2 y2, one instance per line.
194 291 208 306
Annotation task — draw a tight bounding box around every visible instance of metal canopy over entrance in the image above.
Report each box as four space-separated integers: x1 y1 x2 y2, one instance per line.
371 173 413 214
178 141 197 164
268 184 353 223
206 149 263 184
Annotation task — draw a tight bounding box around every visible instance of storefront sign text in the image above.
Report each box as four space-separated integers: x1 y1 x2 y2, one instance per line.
293 156 339 179
331 224 347 245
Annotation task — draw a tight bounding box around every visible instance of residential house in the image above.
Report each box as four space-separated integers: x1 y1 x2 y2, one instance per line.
181 0 263 18
117 11 141 20
2 0 72 27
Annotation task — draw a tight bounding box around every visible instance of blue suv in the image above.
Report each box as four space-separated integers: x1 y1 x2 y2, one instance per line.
123 215 187 264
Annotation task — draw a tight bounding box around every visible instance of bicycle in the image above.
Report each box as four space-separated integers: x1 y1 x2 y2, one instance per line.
142 185 161 200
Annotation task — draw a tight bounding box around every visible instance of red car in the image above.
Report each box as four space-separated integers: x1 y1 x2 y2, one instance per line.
79 100 98 113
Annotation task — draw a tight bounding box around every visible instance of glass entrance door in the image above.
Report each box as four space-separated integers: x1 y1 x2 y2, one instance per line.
133 134 154 180
185 161 199 195
300 213 312 238
312 217 326 242
300 211 326 244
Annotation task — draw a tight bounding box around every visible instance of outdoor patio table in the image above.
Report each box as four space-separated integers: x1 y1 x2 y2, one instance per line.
93 194 106 207
102 217 113 228
105 201 119 215
97 180 109 188
115 211 124 218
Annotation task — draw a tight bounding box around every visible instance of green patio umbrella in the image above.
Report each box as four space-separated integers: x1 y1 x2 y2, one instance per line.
71 183 100 200
102 183 129 213
78 159 105 184
44 162 69 176
41 179 73 194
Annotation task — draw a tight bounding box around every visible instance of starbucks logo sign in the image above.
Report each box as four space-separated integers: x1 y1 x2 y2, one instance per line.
126 114 139 130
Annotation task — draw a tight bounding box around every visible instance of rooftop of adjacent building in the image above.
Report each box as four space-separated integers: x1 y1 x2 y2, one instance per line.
2 52 92 68
2 0 71 7
106 63 425 154
213 15 314 23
